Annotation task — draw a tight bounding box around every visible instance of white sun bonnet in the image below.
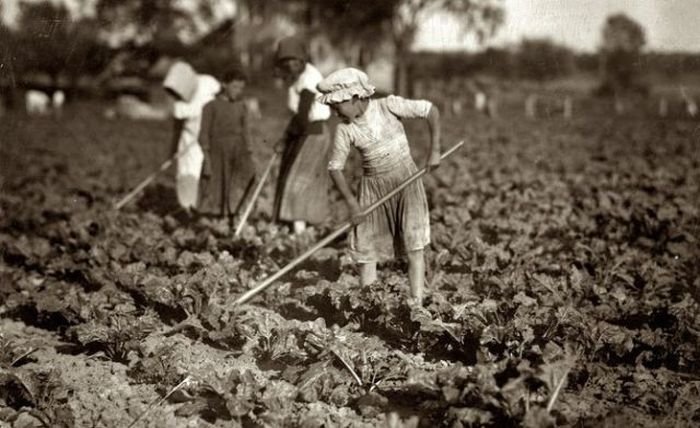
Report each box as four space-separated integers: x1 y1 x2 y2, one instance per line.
317 68 375 105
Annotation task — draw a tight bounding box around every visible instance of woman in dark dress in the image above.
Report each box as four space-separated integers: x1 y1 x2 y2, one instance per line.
273 36 332 235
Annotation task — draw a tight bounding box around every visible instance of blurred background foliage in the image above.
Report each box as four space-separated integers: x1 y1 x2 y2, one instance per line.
1 0 700 104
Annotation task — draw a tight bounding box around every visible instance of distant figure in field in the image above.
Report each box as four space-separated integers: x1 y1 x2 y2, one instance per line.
467 79 498 118
163 61 221 211
52 90 65 117
318 68 441 305
474 91 487 112
25 90 50 115
272 36 332 235
680 86 698 118
525 93 538 119
197 67 257 225
563 95 573 119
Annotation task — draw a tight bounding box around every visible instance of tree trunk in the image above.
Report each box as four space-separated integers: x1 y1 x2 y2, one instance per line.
393 53 409 96
358 46 370 70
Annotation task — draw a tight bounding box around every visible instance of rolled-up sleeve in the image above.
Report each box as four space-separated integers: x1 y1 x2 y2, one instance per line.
385 95 432 119
328 126 352 170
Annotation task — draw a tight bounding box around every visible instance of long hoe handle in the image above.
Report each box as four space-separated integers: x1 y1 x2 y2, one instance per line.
233 152 278 238
232 140 465 306
113 144 195 210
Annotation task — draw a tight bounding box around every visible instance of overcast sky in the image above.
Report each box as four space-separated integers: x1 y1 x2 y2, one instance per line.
4 0 700 53
416 0 700 52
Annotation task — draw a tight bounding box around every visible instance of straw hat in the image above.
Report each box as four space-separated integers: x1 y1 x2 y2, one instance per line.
317 68 375 105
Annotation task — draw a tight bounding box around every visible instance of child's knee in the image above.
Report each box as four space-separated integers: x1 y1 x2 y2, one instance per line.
406 248 424 262
360 262 377 275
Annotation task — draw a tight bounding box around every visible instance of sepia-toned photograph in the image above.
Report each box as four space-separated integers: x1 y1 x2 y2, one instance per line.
0 0 699 426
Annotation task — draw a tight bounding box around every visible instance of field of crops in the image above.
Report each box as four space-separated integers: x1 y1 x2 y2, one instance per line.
1 96 699 428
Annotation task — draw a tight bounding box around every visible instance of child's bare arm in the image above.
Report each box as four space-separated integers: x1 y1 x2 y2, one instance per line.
385 95 441 170
425 105 441 170
329 169 364 224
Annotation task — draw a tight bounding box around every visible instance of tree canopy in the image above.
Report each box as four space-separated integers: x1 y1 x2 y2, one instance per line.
10 2 111 86
222 0 506 92
598 13 647 96
307 0 506 93
602 13 646 53
4 0 506 93
517 38 575 82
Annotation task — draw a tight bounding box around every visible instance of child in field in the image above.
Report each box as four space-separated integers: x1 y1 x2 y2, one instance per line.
196 67 257 224
272 36 332 235
317 68 441 304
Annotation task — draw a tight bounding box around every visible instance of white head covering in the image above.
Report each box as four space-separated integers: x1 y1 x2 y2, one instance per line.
163 61 198 102
317 68 375 105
